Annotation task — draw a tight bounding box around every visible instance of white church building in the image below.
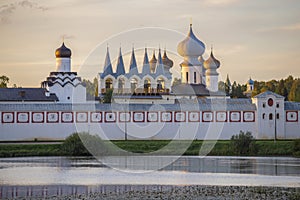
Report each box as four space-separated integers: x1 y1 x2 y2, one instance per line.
0 24 299 141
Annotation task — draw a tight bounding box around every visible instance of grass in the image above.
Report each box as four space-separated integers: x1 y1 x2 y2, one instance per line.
0 140 297 158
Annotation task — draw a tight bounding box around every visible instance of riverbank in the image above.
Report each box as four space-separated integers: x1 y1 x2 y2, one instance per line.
4 185 300 200
0 140 298 157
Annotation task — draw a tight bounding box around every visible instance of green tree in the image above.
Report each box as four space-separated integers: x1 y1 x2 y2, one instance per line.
82 78 98 98
218 81 225 93
276 79 288 100
172 78 181 86
231 131 256 155
103 88 113 103
61 132 90 156
288 79 300 102
0 75 9 88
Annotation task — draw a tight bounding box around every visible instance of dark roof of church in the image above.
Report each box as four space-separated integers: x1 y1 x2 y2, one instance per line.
171 84 225 96
0 88 58 102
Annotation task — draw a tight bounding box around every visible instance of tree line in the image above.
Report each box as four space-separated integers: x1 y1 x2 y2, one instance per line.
218 75 300 102
1 75 300 102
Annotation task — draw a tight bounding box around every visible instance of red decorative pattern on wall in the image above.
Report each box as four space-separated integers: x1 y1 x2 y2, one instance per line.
188 111 200 122
32 112 44 123
216 111 227 122
46 112 59 123
90 112 102 123
119 112 131 122
229 111 241 122
174 111 186 122
161 111 172 122
76 112 88 123
202 111 213 122
133 111 145 122
286 111 298 122
243 111 255 122
17 112 30 123
147 111 158 122
104 112 116 123
2 112 14 123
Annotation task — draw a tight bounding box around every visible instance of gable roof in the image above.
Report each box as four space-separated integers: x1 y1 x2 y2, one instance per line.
0 88 58 102
253 90 284 99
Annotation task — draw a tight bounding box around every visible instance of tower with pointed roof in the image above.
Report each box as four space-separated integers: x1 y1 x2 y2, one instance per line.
203 49 220 92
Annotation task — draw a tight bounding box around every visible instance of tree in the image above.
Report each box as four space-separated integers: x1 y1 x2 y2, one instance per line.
103 88 113 103
288 79 300 102
82 77 98 98
172 78 181 86
0 75 9 88
61 132 90 156
231 131 256 156
218 81 225 93
225 74 232 96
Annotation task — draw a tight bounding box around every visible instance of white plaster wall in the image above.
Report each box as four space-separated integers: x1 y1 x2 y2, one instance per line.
56 58 71 72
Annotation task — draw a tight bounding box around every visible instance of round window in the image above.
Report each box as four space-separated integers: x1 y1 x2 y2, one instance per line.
267 98 273 107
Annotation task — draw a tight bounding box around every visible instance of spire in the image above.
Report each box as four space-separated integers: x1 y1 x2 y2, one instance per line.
129 47 138 75
116 47 125 76
155 48 165 75
225 74 231 86
142 47 151 75
101 46 113 78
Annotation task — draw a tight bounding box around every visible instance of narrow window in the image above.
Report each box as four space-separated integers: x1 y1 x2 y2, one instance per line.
269 113 273 120
194 72 197 83
262 113 265 119
276 113 279 119
276 103 279 108
186 72 189 83
263 103 266 108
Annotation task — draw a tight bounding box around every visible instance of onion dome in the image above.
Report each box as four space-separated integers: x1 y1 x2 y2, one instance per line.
177 24 205 57
55 42 71 58
204 50 220 70
198 55 205 64
149 50 157 73
162 49 174 68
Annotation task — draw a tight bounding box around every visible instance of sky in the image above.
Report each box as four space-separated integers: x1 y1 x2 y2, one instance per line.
0 0 300 87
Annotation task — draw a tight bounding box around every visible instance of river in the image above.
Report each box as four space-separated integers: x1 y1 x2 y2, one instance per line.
0 156 299 198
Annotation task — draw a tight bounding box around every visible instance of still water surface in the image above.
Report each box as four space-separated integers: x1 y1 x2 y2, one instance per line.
0 156 299 187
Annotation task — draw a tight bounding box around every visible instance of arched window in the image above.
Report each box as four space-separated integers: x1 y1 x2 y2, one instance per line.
118 78 125 94
144 79 151 94
157 78 165 93
276 113 279 119
130 78 138 94
262 113 265 119
105 78 113 89
269 113 273 120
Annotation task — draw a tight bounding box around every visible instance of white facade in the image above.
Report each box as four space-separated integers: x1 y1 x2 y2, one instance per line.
0 26 300 141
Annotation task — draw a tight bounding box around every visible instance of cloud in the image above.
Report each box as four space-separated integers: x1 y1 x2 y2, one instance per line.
0 0 48 24
203 0 239 6
257 23 300 32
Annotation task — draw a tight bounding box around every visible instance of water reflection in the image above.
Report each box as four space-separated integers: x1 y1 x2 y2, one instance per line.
0 156 300 187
